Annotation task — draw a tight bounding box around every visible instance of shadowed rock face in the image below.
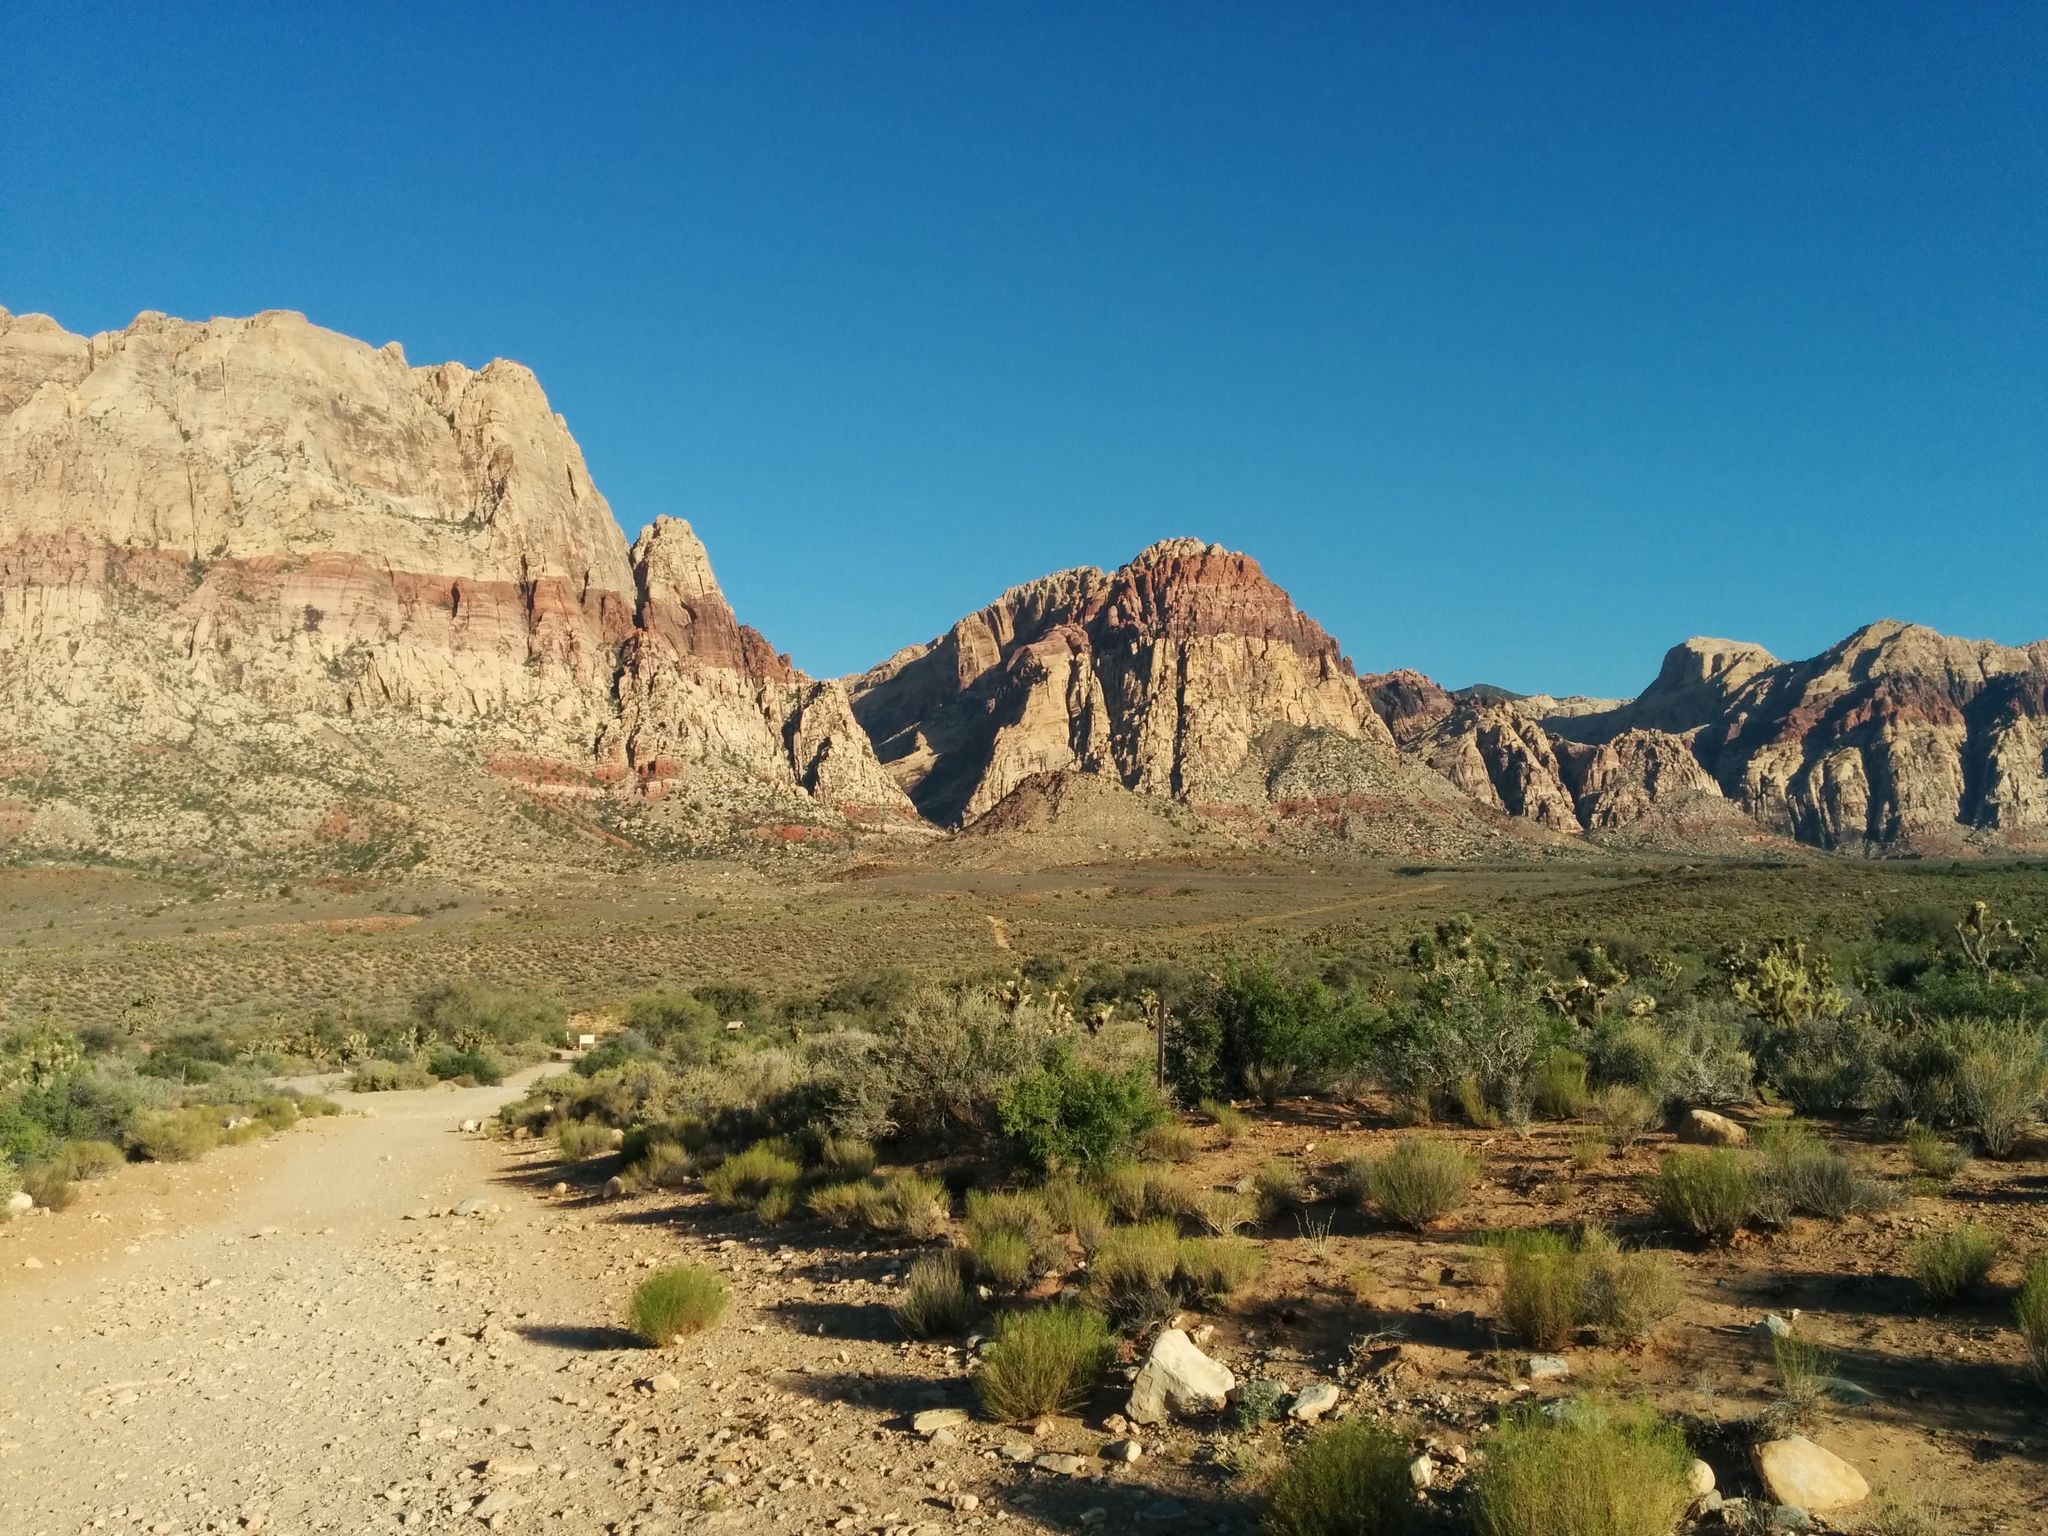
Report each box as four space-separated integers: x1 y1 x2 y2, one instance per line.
848 539 1393 826
0 305 906 860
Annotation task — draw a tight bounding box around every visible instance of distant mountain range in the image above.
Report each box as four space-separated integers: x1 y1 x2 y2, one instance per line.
3 305 2042 874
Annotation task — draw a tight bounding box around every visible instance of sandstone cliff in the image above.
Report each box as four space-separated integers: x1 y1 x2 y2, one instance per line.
849 540 1396 826
0 305 904 871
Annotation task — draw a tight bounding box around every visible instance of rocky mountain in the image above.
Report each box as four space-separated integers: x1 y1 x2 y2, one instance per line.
0 305 905 873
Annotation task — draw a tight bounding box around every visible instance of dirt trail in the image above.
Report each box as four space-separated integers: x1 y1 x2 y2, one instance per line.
0 1082 1241 1536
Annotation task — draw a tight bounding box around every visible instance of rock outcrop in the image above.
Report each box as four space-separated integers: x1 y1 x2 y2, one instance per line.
849 540 1394 826
0 305 905 869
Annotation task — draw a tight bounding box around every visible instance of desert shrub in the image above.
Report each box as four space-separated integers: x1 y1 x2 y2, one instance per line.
553 1119 618 1163
1592 1084 1657 1152
1905 1124 1969 1181
704 1143 801 1208
1039 1175 1110 1247
1136 1120 1201 1163
1652 1149 1754 1242
1658 1002 1756 1107
631 1140 693 1191
427 1048 503 1086
1201 1098 1249 1143
1254 1159 1309 1222
856 1170 949 1240
2 1071 142 1161
1951 1018 2046 1156
60 1139 126 1180
1098 1161 1151 1222
1174 963 1369 1105
1175 1235 1264 1302
1200 1189 1259 1236
1141 1163 1207 1224
2016 1256 2048 1386
890 987 1053 1146
1496 1229 1585 1350
805 1179 867 1226
975 1304 1115 1421
1233 1375 1288 1429
1755 1121 1886 1220
817 1134 877 1179
346 1061 434 1092
0 1158 18 1214
620 991 724 1062
251 1095 300 1132
1365 1138 1477 1229
1911 1223 2004 1302
415 981 565 1050
896 1252 972 1337
130 1107 222 1163
627 1264 730 1345
1531 1049 1591 1120
755 1184 796 1223
998 1041 1165 1173
1771 1012 1887 1115
1470 1398 1694 1536
1576 1227 1681 1343
1090 1220 1181 1330
20 1159 75 1210
964 1190 1061 1290
1262 1415 1417 1536
1770 1333 1836 1424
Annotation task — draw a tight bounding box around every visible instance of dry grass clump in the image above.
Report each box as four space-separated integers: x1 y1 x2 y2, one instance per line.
806 1179 869 1227
1905 1124 1969 1182
964 1189 1061 1291
1496 1230 1584 1350
974 1304 1114 1421
1038 1175 1110 1248
0 1159 19 1217
1470 1398 1694 1536
1494 1227 1680 1349
1098 1161 1151 1222
130 1107 222 1163
61 1139 127 1180
1652 1149 1754 1242
1364 1138 1477 1229
1174 1235 1264 1303
2016 1256 2048 1386
1254 1159 1309 1222
1201 1098 1249 1143
346 1061 434 1092
20 1160 76 1211
702 1143 801 1210
1911 1223 2004 1302
1530 1049 1591 1120
896 1252 973 1338
630 1139 693 1191
1262 1415 1417 1536
1754 1122 1888 1221
856 1170 949 1241
1770 1333 1837 1426
1141 1163 1207 1224
1592 1085 1658 1152
1199 1189 1259 1236
553 1119 617 1163
1135 1120 1201 1163
1089 1220 1181 1329
627 1264 730 1346
817 1134 876 1178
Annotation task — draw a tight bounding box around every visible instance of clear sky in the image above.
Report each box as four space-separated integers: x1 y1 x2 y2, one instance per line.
4 4 2042 695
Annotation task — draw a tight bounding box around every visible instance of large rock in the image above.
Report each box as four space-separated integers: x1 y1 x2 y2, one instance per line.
5 1190 32 1216
1126 1328 1235 1424
1752 1436 1869 1513
0 305 911 869
1682 1109 1749 1147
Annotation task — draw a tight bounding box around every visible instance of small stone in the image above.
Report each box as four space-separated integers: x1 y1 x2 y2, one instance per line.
913 1408 969 1436
1289 1382 1341 1422
5 1191 32 1216
602 1176 626 1199
471 1491 530 1519
454 1197 500 1218
1000 1442 1035 1463
1408 1455 1434 1490
1754 1314 1793 1339
1034 1454 1089 1477
1126 1329 1235 1424
484 1458 537 1480
1821 1377 1874 1406
1104 1439 1142 1463
647 1373 680 1395
1523 1355 1569 1379
1688 1459 1717 1498
950 1493 980 1512
1772 1506 1813 1532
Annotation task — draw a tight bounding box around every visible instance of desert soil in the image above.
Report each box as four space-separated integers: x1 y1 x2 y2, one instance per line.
0 1077 1237 1536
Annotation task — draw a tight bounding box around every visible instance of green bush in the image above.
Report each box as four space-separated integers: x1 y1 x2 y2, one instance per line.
1135 1120 1201 1163
974 1304 1114 1421
1904 1124 1969 1181
1262 1415 1417 1536
414 981 566 1050
805 1179 867 1226
1175 1235 1264 1303
346 1061 434 1092
1592 1084 1657 1152
130 1107 222 1163
1652 1149 1754 1242
1039 1175 1110 1247
1201 1098 1249 1143
1755 1122 1885 1220
2016 1255 2048 1386
627 1264 730 1345
817 1134 877 1179
964 1190 1061 1290
1496 1230 1585 1350
427 1048 503 1085
1089 1220 1181 1330
20 1160 75 1210
998 1041 1165 1173
1470 1399 1694 1536
855 1170 949 1241
2 1072 141 1161
0 1158 18 1216
1531 1049 1591 1120
60 1139 126 1180
1952 1019 2046 1157
704 1143 801 1208
896 1252 972 1337
1911 1223 2003 1302
553 1119 618 1163
1254 1159 1309 1222
630 1140 693 1191
297 1095 343 1118
1098 1161 1151 1222
1365 1138 1477 1229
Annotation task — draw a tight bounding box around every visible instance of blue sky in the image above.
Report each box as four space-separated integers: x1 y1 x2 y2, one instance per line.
4 4 2042 694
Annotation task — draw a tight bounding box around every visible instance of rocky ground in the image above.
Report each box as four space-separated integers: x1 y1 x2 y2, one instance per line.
4 1080 2045 1536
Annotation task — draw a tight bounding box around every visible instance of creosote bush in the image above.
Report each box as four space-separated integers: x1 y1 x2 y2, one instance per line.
856 1170 949 1241
627 1264 730 1346
703 1143 801 1208
1261 1415 1417 1536
974 1304 1114 1422
130 1107 222 1163
2016 1256 2048 1386
896 1252 972 1338
1911 1223 2003 1302
552 1119 616 1163
1471 1398 1694 1536
1365 1138 1477 1229
1652 1148 1754 1242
